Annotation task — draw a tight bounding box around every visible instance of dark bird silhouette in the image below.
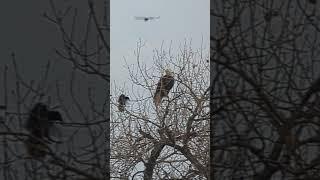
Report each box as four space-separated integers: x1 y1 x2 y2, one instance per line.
309 0 316 4
25 103 63 158
154 69 174 107
134 16 160 22
25 137 47 158
118 94 130 112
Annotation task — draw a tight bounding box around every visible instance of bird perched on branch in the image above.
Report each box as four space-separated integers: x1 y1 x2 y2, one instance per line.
118 94 130 112
25 103 63 158
154 69 175 107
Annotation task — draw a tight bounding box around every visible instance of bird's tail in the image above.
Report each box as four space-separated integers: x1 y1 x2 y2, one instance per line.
154 93 162 107
118 104 125 112
25 138 47 158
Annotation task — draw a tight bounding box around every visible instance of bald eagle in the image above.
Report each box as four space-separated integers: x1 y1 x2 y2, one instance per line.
118 94 130 112
25 103 63 158
154 69 174 107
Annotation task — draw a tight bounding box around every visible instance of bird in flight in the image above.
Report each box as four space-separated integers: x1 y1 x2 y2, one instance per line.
134 16 160 22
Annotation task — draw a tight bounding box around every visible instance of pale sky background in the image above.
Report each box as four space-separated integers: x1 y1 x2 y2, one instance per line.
111 0 210 85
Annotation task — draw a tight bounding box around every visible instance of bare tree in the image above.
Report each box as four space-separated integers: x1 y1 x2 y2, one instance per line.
0 0 109 179
211 0 320 179
111 40 210 179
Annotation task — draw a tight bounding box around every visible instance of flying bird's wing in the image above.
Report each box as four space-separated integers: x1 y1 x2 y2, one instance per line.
148 16 160 20
134 16 147 20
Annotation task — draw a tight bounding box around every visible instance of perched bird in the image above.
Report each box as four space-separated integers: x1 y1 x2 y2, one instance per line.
118 94 130 112
154 69 175 107
26 103 63 142
25 103 63 158
134 16 160 22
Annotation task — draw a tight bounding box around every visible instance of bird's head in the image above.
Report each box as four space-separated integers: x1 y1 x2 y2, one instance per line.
119 94 130 102
165 69 173 76
31 103 48 115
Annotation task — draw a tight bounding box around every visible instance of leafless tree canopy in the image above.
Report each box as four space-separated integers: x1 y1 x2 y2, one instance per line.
211 0 320 179
0 0 109 179
111 41 210 179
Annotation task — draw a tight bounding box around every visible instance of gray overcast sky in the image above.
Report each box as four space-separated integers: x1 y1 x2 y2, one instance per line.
111 0 210 85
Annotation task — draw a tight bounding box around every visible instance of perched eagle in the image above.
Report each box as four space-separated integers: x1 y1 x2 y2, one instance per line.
25 103 63 158
134 16 160 22
118 94 130 112
154 69 175 107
